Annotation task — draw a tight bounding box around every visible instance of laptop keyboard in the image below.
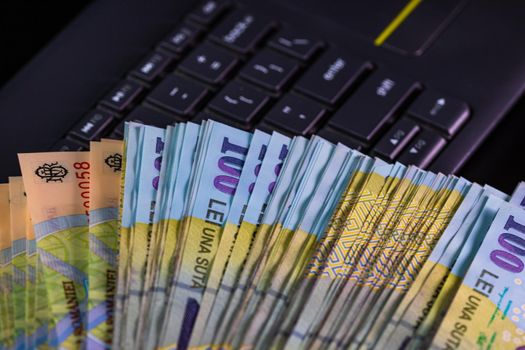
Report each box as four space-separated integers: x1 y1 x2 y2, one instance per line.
54 0 471 168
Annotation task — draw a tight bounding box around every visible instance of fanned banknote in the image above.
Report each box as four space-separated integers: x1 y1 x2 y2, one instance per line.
188 129 271 348
198 132 292 349
140 123 201 349
159 121 252 349
19 152 91 349
5 119 525 350
87 140 123 348
9 177 28 350
431 200 525 349
375 184 508 349
0 184 14 349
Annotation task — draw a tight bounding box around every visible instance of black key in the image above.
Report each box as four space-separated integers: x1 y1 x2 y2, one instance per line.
130 50 175 84
264 93 326 135
178 42 238 85
69 110 115 142
407 89 470 136
398 129 446 168
239 49 299 92
51 139 86 152
295 49 369 105
208 81 270 125
268 28 323 61
160 24 201 55
147 75 209 117
329 69 418 142
113 106 180 136
99 80 144 112
374 118 420 160
210 10 275 54
316 127 363 151
188 0 230 26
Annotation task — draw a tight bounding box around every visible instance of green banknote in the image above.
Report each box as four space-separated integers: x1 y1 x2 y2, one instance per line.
87 140 123 348
0 184 14 349
19 152 91 349
9 177 28 350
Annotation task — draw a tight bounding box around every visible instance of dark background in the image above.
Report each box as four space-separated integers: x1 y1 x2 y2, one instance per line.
0 1 524 193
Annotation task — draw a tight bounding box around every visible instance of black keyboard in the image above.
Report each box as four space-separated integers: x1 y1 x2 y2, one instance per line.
53 0 470 169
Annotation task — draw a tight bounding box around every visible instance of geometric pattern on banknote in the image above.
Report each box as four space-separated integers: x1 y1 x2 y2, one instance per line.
305 171 368 277
349 176 413 289
367 185 431 289
394 188 463 292
322 181 379 278
386 182 452 291
347 179 403 283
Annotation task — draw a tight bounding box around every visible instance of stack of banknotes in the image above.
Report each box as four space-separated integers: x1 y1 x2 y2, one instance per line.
1 120 525 350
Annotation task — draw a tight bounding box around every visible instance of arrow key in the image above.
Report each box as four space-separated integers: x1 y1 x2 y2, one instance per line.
398 129 446 168
407 89 469 136
374 118 419 161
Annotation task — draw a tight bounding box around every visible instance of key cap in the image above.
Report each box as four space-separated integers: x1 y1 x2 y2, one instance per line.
329 69 418 142
208 81 270 126
398 129 446 168
239 49 299 92
316 127 364 151
188 0 230 26
268 28 323 61
130 50 175 84
295 49 369 105
69 109 115 143
374 118 420 160
51 139 86 152
264 93 326 135
147 74 209 117
210 10 275 54
159 24 201 55
99 80 144 112
407 89 470 136
178 42 238 85
113 106 180 136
